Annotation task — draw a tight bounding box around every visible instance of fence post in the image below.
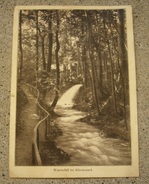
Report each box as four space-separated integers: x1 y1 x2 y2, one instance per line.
38 108 41 120
36 103 39 116
47 116 51 134
32 143 35 165
34 88 36 96
49 116 51 131
45 118 48 140
37 128 40 151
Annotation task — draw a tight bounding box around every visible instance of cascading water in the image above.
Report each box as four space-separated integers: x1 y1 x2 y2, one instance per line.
56 84 82 108
55 84 131 166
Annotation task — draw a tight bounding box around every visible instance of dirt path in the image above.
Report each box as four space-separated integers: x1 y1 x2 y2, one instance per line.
15 85 39 166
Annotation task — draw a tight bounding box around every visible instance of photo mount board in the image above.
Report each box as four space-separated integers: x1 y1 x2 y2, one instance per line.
9 5 139 178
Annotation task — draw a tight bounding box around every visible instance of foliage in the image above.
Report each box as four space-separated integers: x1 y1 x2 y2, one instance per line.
18 8 130 134
16 84 28 136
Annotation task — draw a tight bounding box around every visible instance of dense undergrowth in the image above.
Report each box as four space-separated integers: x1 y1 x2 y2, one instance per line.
73 87 130 141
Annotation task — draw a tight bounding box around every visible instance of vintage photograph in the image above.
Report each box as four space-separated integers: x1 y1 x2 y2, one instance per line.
9 6 139 178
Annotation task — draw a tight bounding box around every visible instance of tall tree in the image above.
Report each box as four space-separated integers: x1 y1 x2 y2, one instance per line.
35 10 39 72
117 10 128 129
118 10 128 73
51 10 60 109
86 11 100 116
47 11 53 72
41 35 46 70
19 10 23 80
81 22 88 88
38 29 46 70
103 12 118 116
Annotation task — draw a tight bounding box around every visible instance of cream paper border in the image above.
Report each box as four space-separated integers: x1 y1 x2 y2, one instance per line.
9 5 139 178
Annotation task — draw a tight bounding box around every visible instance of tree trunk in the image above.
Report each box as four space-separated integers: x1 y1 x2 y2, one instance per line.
47 11 53 72
118 54 128 130
93 53 103 100
103 14 118 116
41 36 46 70
19 10 23 80
76 45 82 77
82 45 88 88
89 24 105 97
117 10 128 129
118 10 128 73
35 10 39 72
86 11 100 116
51 10 60 109
81 24 88 88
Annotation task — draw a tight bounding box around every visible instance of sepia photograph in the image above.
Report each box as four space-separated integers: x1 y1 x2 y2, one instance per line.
9 6 139 178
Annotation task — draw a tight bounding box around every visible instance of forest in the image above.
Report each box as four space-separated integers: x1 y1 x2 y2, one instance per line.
17 8 130 147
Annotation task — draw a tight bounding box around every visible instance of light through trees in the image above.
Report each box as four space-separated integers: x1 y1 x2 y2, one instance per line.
18 9 129 130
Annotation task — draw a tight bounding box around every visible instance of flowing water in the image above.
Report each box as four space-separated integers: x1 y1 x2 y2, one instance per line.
55 84 131 166
57 84 83 108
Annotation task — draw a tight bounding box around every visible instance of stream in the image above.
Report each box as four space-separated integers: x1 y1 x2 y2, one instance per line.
55 84 131 166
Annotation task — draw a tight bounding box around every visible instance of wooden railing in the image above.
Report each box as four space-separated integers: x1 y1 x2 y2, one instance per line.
25 83 51 166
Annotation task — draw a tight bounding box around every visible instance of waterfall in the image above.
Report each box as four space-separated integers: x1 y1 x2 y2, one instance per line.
56 84 82 108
